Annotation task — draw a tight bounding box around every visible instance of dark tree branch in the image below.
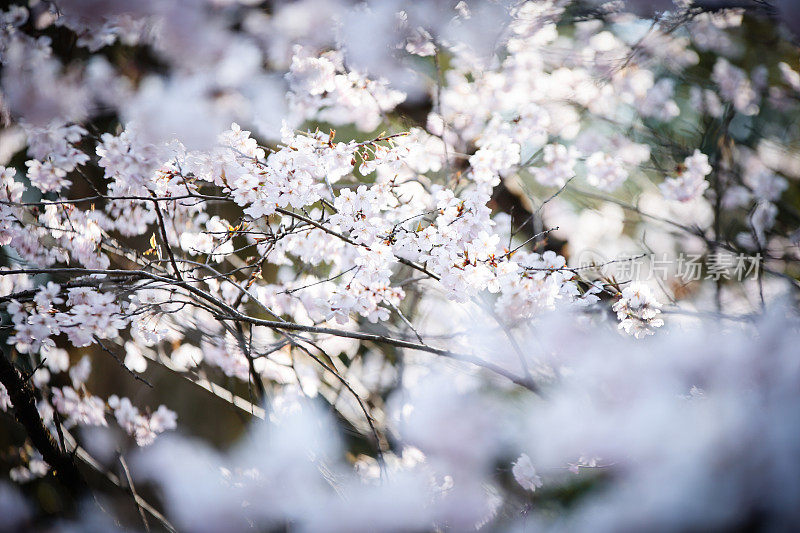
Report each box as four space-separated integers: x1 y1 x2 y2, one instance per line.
0 352 86 493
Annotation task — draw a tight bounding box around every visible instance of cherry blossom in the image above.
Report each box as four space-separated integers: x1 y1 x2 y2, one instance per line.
532 143 579 188
585 151 628 191
660 150 713 202
512 453 543 492
1 1 800 530
612 282 664 338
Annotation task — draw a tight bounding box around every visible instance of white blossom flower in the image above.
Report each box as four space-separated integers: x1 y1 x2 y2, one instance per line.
512 453 543 492
660 150 712 202
585 151 628 191
612 282 664 338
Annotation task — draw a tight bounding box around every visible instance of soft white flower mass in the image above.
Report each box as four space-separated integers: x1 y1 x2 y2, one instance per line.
1 0 800 531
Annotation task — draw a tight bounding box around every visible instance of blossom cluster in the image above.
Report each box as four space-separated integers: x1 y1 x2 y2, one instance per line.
659 149 713 202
